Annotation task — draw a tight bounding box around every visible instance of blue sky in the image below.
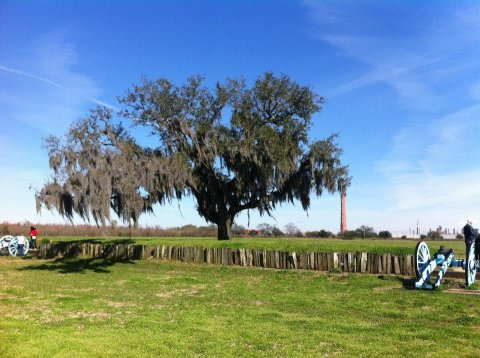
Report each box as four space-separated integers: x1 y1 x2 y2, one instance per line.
1 1 479 234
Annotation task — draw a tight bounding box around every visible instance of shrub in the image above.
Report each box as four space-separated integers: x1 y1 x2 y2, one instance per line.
427 231 443 240
354 225 377 239
378 230 392 239
271 227 284 237
284 223 300 236
305 230 335 238
339 228 380 240
257 223 274 236
294 231 304 238
231 225 246 236
339 230 359 240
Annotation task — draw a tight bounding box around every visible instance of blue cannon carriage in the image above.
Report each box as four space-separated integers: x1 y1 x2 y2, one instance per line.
414 241 477 289
0 235 30 257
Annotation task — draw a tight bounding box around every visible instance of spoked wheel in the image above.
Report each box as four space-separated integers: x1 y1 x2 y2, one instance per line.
8 238 18 256
0 235 13 255
0 235 14 246
415 241 431 279
465 241 476 287
23 239 30 256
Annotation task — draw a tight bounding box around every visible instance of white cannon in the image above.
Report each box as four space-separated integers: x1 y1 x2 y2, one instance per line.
0 235 30 257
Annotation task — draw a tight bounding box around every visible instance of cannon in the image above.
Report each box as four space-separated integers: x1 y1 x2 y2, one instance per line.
0 235 30 257
414 241 477 289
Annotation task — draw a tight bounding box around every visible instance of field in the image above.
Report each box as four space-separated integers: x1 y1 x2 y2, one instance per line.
1 240 480 357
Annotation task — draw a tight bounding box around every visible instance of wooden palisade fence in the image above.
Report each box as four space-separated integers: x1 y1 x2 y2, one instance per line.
38 242 416 276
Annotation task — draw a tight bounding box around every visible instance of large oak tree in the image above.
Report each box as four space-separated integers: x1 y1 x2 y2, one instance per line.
37 73 350 240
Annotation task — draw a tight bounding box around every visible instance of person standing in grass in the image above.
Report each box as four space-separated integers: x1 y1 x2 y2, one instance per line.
463 219 479 262
29 226 38 250
477 233 480 263
16 234 26 257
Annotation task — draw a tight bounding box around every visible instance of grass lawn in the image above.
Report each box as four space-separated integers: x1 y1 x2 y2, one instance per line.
1 256 479 357
42 237 468 257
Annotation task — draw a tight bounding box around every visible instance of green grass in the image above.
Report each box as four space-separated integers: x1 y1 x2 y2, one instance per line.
41 237 468 256
1 256 479 357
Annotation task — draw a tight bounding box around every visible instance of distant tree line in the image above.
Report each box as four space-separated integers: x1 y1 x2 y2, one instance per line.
236 223 396 239
0 221 218 238
1 221 435 240
338 226 392 240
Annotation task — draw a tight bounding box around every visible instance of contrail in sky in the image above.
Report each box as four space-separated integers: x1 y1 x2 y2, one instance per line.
0 64 62 88
91 98 116 109
0 64 116 109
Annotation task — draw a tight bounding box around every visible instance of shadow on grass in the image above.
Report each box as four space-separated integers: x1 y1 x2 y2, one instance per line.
18 257 135 274
377 274 416 289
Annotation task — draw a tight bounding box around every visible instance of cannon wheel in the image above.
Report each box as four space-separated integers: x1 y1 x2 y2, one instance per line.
24 238 30 256
7 237 29 257
465 241 476 287
414 241 431 279
8 237 18 256
0 235 14 255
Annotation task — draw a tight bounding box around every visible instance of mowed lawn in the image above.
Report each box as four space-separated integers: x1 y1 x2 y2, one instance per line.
1 255 480 357
43 237 469 257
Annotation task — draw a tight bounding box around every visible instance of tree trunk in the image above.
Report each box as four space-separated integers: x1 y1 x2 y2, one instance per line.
217 215 232 240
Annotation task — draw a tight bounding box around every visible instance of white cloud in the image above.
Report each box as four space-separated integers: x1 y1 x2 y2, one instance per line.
304 2 480 232
0 32 117 225
0 32 114 134
0 165 63 225
379 105 480 174
305 3 480 110
374 104 480 230
470 80 480 101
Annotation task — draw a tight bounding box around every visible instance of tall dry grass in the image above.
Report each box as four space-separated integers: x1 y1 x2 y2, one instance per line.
0 222 217 238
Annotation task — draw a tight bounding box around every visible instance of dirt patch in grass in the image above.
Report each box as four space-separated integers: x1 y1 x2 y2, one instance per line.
0 258 19 266
95 299 136 309
327 273 350 283
69 287 95 293
373 286 402 293
445 288 480 296
51 293 77 298
156 285 207 299
68 310 111 320
1 304 55 322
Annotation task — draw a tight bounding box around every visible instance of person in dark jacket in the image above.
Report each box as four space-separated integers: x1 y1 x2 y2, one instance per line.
463 220 479 262
477 233 480 263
